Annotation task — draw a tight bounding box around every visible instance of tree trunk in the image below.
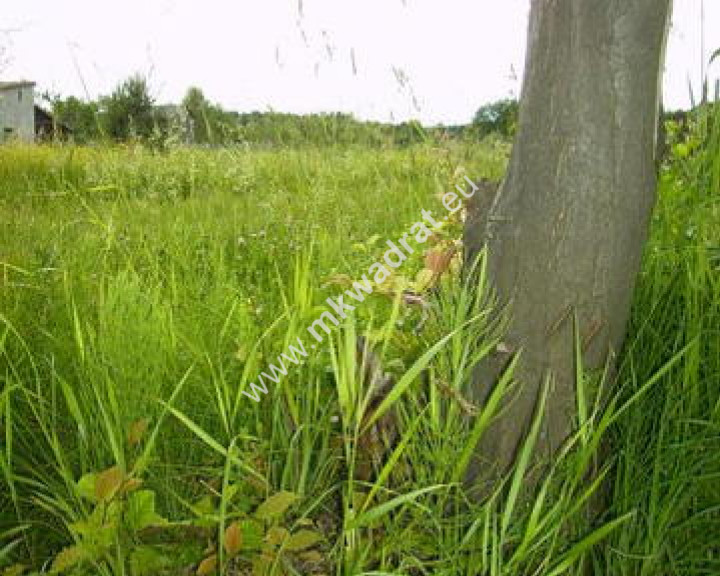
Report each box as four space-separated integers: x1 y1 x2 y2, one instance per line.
465 0 672 481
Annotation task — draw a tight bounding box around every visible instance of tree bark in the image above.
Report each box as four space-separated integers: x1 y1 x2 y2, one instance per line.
465 0 672 481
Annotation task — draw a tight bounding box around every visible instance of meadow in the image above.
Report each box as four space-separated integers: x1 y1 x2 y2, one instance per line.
0 109 719 575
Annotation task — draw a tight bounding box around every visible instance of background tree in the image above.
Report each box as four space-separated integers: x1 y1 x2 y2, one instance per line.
465 0 673 480
182 86 214 144
182 86 239 144
100 74 155 141
52 96 101 143
472 98 518 138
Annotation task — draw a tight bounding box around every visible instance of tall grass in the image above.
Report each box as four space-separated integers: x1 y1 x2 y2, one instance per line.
0 107 718 575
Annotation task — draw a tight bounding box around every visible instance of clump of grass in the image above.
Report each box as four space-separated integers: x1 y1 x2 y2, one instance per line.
598 98 720 575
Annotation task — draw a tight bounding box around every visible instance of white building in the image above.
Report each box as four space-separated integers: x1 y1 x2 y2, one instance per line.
0 80 36 142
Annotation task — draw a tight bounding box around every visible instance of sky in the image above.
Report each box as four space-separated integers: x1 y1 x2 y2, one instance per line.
2 1 719 125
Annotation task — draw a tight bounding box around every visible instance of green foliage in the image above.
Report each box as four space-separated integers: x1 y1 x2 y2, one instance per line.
99 74 156 141
473 98 519 138
35 80 484 148
51 97 101 144
47 430 173 575
598 97 720 575
35 79 511 148
0 116 718 575
181 86 236 145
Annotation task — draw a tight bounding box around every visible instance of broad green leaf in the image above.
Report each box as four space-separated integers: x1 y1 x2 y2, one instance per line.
240 520 265 550
129 546 170 576
265 526 289 546
255 491 298 521
76 473 97 502
285 530 323 551
192 495 216 517
127 490 166 532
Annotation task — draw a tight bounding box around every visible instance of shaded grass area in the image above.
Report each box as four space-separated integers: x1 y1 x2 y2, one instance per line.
0 116 718 575
604 105 720 575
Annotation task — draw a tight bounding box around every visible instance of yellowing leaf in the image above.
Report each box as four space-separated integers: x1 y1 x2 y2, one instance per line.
128 419 149 447
223 521 242 556
285 529 323 551
255 491 298 521
251 553 273 576
265 526 289 546
322 273 352 287
51 545 86 573
299 550 324 563
95 466 125 502
295 517 314 527
235 345 249 362
3 564 27 576
120 477 143 495
414 269 435 291
196 554 217 576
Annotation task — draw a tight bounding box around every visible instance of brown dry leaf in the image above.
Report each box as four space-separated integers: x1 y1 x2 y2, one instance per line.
425 248 454 276
196 554 218 576
95 466 125 502
223 521 243 557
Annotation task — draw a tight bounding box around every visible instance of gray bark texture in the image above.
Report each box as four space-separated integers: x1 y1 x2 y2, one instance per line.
465 0 673 481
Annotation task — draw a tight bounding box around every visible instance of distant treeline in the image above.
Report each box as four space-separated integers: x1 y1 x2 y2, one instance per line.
45 75 709 151
44 74 520 147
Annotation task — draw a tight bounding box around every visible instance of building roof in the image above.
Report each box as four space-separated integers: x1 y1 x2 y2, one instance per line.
0 80 36 91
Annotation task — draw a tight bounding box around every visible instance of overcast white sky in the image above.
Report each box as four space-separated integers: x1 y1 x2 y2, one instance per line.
2 1 719 124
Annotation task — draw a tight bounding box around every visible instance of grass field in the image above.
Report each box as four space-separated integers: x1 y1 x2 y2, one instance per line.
1 111 719 575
